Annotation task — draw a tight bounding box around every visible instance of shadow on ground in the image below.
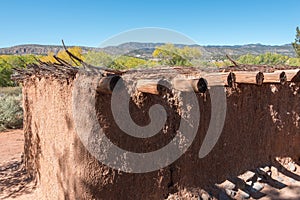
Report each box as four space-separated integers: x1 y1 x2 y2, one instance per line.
167 159 300 200
0 159 36 199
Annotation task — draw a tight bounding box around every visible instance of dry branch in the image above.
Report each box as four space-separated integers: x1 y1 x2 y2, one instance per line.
226 55 239 67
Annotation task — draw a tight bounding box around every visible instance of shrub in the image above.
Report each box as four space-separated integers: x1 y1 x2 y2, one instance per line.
0 89 23 131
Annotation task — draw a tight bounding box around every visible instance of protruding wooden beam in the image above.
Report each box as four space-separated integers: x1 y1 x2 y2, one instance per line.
198 78 208 93
227 72 236 88
229 71 258 84
203 73 227 86
172 78 208 93
263 71 282 83
279 72 287 85
256 72 264 86
136 79 170 95
97 75 121 94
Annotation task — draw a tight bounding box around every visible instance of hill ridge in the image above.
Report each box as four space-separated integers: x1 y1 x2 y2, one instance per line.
0 42 296 59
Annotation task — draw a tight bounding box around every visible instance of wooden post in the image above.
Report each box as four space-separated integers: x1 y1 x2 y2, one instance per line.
97 75 121 94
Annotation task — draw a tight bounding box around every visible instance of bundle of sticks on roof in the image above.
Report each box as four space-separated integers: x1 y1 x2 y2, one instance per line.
11 58 79 81
11 41 123 82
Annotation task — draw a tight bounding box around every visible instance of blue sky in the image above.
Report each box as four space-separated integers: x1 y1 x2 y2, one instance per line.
0 0 299 47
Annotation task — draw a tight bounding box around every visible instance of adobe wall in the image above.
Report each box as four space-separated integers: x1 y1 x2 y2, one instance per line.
22 73 300 199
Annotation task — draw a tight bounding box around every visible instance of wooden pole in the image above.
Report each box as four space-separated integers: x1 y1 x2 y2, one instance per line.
97 75 121 94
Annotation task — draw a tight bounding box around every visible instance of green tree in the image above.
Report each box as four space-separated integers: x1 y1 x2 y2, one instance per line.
292 27 300 57
0 55 37 87
237 53 289 65
40 47 83 66
109 56 147 70
84 51 113 67
287 57 300 66
152 44 201 66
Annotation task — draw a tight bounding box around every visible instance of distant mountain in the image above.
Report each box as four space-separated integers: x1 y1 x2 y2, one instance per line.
200 44 295 59
0 44 96 55
0 42 296 60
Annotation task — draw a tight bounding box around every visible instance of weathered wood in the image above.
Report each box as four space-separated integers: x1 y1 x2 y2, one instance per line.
291 70 300 82
204 70 300 86
97 75 121 94
193 69 300 88
224 69 300 85
227 72 236 88
229 71 260 84
256 72 264 85
279 72 287 85
203 72 230 86
262 71 283 83
172 78 208 93
136 79 170 94
261 69 299 83
136 78 209 94
198 78 208 93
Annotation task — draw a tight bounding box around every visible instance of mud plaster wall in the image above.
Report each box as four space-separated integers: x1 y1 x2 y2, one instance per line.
22 76 300 199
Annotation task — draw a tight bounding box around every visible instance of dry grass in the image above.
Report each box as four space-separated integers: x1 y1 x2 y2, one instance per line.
0 87 22 96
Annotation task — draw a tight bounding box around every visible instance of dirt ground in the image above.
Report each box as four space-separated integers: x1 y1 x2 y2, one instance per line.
0 130 36 200
0 129 300 200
